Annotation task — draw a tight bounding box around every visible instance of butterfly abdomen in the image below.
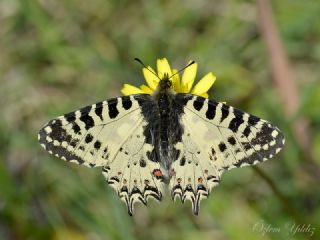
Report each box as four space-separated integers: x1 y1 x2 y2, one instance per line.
157 92 188 174
155 93 171 172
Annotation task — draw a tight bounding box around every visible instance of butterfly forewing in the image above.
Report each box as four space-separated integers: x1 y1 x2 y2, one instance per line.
39 96 141 166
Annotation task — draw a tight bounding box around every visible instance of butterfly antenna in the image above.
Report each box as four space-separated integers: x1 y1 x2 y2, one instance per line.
169 60 195 79
134 58 161 81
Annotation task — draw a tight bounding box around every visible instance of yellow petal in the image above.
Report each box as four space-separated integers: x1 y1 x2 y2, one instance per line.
199 93 209 98
191 72 216 95
157 58 172 79
143 66 159 90
171 68 181 92
181 61 198 92
121 84 144 95
139 84 153 94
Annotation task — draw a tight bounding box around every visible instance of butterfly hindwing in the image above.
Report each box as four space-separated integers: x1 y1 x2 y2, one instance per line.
101 118 164 215
169 94 285 214
38 94 164 214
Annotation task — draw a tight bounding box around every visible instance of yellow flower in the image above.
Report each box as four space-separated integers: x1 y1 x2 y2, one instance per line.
121 58 216 98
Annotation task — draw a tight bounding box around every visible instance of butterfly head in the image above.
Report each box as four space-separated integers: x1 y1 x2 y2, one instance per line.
159 73 172 91
157 60 195 93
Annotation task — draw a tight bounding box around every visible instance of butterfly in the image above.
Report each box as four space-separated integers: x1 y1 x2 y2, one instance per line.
38 59 285 215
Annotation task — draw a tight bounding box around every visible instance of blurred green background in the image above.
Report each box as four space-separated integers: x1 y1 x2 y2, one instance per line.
1 0 320 239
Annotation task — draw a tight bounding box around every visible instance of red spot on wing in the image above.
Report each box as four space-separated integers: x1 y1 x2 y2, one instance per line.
144 179 150 185
198 177 203 184
153 169 163 178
